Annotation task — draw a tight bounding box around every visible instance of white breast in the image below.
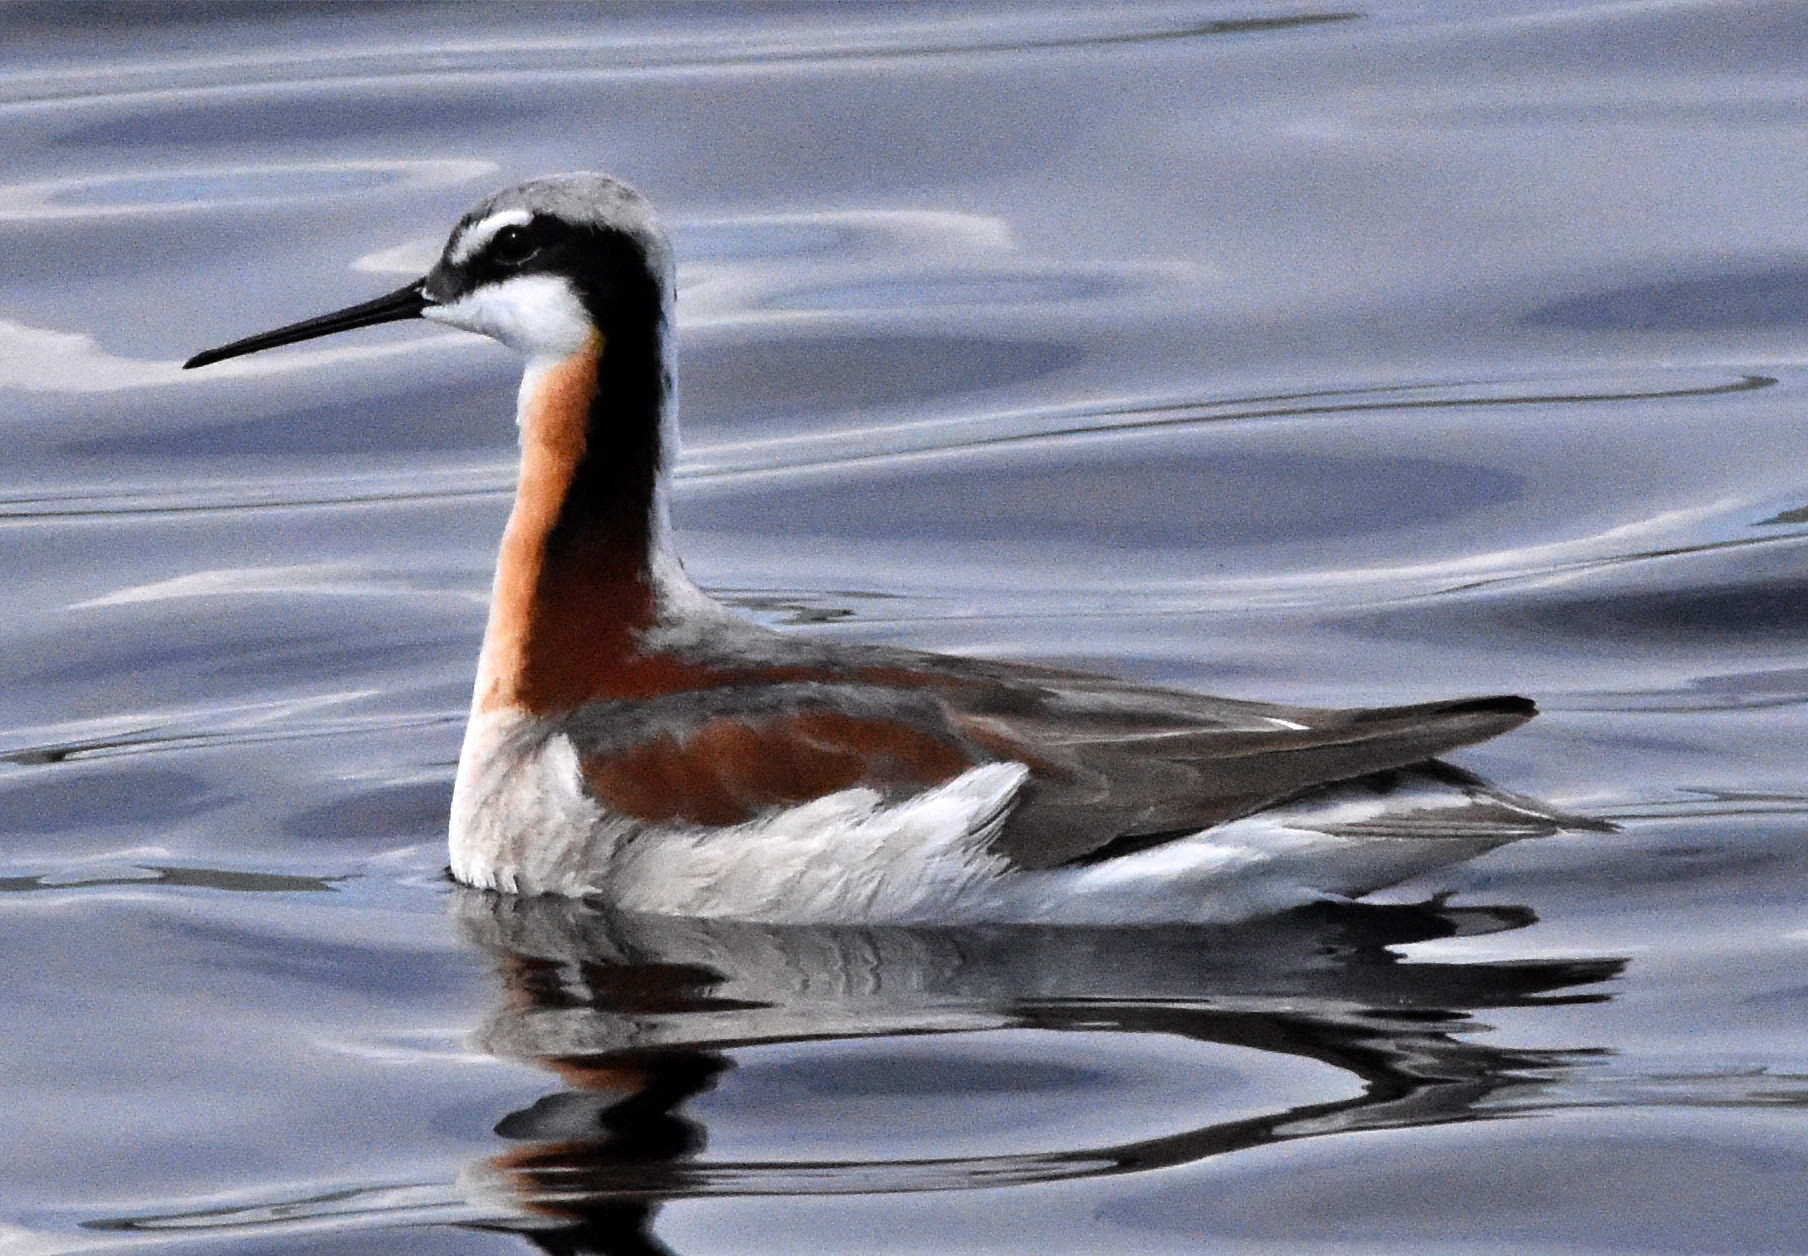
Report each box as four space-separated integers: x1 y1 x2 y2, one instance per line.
449 708 1027 917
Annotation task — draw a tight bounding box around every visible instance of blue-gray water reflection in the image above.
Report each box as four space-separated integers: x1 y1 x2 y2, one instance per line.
82 896 1621 1249
4 2 1808 1252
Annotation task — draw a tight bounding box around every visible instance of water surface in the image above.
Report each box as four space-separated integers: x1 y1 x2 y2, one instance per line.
4 3 1808 1252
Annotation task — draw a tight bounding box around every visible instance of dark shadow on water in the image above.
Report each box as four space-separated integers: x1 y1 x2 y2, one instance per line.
0 764 216 826
284 779 453 842
65 379 519 458
676 449 1524 547
80 892 1624 1251
677 371 1773 480
1376 579 1808 652
447 895 1621 1256
55 92 536 149
1509 580 1808 645
1530 266 1808 331
680 333 1084 430
0 865 338 894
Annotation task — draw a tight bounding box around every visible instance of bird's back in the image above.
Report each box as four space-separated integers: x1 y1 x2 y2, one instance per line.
549 624 1544 874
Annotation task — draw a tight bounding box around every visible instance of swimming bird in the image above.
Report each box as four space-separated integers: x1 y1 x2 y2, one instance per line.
185 173 1585 923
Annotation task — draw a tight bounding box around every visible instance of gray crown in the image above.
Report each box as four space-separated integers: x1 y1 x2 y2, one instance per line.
449 172 672 284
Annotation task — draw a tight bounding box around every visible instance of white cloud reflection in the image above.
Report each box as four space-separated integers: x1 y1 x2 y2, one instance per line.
4 206 1126 393
0 317 469 393
71 562 485 609
0 159 494 222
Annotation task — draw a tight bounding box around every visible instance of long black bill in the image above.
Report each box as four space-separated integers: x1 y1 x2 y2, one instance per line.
183 278 432 370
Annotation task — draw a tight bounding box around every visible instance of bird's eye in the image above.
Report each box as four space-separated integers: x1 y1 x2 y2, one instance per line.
489 224 538 266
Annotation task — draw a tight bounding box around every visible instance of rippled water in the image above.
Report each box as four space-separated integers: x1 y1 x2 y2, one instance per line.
5 3 1808 1252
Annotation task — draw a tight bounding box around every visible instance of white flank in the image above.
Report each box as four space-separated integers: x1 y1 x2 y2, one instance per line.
450 709 1026 921
450 712 604 897
453 719 1543 925
990 775 1537 925
607 765 1022 921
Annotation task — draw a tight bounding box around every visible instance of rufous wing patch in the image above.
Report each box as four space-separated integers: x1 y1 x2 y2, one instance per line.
580 710 976 826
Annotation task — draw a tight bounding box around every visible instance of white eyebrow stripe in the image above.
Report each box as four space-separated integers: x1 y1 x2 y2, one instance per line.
449 208 534 265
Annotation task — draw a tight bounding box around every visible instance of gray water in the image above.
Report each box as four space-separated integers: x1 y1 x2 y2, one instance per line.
4 3 1808 1252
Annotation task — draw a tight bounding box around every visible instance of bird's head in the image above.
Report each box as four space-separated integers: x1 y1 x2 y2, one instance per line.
185 173 671 370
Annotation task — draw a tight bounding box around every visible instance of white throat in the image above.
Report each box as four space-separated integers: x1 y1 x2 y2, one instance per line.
423 273 592 357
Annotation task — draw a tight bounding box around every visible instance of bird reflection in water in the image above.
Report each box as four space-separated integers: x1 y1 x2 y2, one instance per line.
450 890 1624 1256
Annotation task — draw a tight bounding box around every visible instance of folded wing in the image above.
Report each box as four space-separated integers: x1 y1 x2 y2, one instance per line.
557 645 1540 871
923 659 1540 868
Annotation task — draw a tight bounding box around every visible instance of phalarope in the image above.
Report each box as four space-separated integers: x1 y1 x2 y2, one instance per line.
187 173 1578 923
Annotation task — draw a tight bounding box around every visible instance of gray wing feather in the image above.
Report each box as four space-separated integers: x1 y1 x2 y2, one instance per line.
931 662 1541 869
636 630 1544 871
